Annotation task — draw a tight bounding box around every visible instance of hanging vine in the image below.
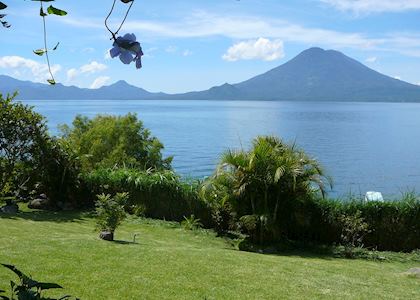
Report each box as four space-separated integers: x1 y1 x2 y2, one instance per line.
0 0 143 85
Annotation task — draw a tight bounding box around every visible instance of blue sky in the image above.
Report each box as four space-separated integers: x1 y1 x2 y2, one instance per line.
1 0 420 93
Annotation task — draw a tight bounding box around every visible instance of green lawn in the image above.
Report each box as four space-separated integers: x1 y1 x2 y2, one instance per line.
0 209 418 299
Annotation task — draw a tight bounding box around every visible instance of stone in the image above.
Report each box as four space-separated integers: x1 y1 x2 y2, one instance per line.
404 267 420 278
0 203 19 214
28 198 50 210
99 231 114 241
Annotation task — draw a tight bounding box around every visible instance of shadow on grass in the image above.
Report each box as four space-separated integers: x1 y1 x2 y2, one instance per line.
0 209 93 223
111 240 138 245
234 240 341 261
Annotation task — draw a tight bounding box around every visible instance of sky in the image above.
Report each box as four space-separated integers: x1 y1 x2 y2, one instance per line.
0 0 420 93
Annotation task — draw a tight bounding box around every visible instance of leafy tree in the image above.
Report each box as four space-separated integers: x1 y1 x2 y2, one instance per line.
60 114 172 172
0 93 48 198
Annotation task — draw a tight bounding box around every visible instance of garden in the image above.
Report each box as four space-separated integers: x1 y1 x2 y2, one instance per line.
1 93 419 299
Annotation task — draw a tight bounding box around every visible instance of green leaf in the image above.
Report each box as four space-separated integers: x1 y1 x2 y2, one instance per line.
47 79 56 85
33 49 46 56
47 6 67 16
52 42 60 51
40 7 47 17
0 2 7 10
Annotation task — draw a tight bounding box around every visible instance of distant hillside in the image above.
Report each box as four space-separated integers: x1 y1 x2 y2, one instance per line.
2 47 420 102
0 76 165 100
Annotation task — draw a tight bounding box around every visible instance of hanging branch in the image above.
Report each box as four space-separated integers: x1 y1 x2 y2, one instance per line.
32 1 67 85
40 2 55 85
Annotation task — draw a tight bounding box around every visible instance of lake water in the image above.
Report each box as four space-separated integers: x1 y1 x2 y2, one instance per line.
21 99 420 198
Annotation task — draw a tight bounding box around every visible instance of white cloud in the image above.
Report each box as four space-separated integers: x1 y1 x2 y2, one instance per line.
65 61 108 83
82 47 95 54
320 0 420 14
66 68 78 81
365 56 377 63
80 61 107 74
182 50 193 56
417 81 420 86
90 76 111 89
0 56 61 82
165 46 178 53
394 75 402 80
59 11 420 57
223 38 284 62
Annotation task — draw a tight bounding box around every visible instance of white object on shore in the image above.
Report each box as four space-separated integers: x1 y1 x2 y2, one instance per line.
365 191 384 202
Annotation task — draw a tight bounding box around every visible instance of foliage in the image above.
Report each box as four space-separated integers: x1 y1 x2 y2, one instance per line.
0 263 76 300
181 215 202 231
294 197 420 252
60 114 172 172
338 211 370 258
35 138 83 209
202 136 331 243
95 192 128 234
84 168 212 225
0 93 48 199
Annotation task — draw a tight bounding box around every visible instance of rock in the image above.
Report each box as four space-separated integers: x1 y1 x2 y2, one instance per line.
0 203 19 214
99 231 114 241
404 267 420 278
28 198 50 210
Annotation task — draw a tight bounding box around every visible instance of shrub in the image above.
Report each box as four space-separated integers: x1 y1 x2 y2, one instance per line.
338 211 370 258
0 93 48 199
95 192 128 240
60 114 172 172
84 168 212 225
202 136 331 243
290 197 420 252
181 215 203 230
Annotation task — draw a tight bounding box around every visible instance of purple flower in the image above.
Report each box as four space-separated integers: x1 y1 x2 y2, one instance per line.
109 33 143 69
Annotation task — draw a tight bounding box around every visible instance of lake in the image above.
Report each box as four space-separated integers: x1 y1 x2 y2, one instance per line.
21 99 420 198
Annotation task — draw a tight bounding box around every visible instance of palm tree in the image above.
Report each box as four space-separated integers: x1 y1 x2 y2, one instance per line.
202 135 332 243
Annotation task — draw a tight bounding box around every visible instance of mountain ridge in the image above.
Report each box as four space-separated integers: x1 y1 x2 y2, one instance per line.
1 47 420 102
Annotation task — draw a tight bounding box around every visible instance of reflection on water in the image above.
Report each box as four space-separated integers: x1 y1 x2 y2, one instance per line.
21 99 420 197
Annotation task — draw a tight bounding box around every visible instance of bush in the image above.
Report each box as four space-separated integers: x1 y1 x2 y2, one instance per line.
287 197 420 252
0 93 48 199
338 211 370 258
202 136 331 243
181 215 202 230
84 168 212 226
95 192 128 240
60 114 172 172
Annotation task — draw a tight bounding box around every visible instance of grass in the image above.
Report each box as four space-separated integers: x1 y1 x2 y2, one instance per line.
0 208 419 299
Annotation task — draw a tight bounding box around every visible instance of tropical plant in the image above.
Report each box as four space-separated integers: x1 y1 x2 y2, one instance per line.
95 192 129 241
60 114 172 172
338 211 370 258
181 215 203 230
203 135 331 243
0 263 76 300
